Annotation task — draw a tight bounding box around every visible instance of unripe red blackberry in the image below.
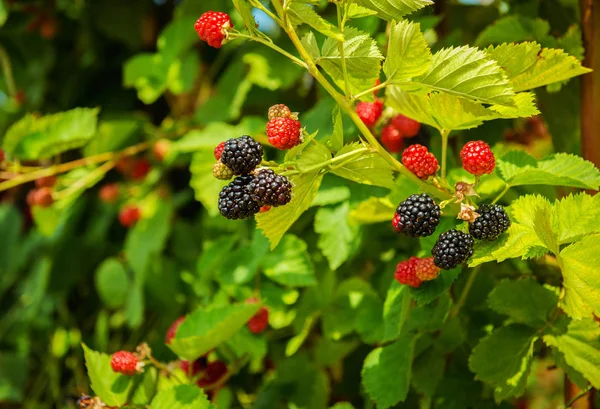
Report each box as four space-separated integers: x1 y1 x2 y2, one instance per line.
119 205 141 228
249 169 292 207
165 316 185 344
214 142 225 161
248 306 269 334
220 136 263 175
266 117 302 150
356 100 383 128
99 183 120 204
469 204 511 241
393 194 441 237
432 229 474 270
35 175 57 188
381 125 403 153
394 257 422 288
415 257 440 281
391 114 421 138
401 144 438 179
194 11 233 48
130 158 151 181
110 351 138 376
31 187 54 208
180 357 208 377
460 140 495 176
218 175 261 219
196 361 228 387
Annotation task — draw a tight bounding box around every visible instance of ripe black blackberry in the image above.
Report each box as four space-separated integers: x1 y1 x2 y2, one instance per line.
469 204 511 241
218 175 260 219
431 229 474 270
249 169 292 207
393 193 441 237
220 135 263 175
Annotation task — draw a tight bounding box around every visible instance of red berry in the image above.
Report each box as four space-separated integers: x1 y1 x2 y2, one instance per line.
394 257 422 288
268 104 293 120
392 213 402 232
130 158 151 181
460 140 495 176
153 139 171 162
391 114 420 138
415 257 440 281
119 205 141 228
381 125 404 154
266 117 302 150
401 144 439 179
0 148 5 162
116 157 134 174
110 351 138 376
214 142 225 161
260 205 271 213
196 361 228 387
35 175 57 188
248 307 269 334
32 187 54 208
356 100 383 128
165 316 185 344
180 357 207 376
99 183 120 204
194 11 233 49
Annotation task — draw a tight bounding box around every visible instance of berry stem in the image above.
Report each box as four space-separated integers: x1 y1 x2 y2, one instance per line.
353 81 388 100
280 146 371 176
147 355 186 384
336 3 352 98
52 159 117 201
440 129 451 179
0 43 17 97
229 32 307 69
491 183 510 204
449 266 480 318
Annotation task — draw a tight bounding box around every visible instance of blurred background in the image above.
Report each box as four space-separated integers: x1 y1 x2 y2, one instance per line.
0 0 595 408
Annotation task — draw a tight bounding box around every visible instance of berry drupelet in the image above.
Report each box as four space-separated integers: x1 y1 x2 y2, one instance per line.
431 229 474 270
469 204 511 241
220 135 263 175
393 193 441 237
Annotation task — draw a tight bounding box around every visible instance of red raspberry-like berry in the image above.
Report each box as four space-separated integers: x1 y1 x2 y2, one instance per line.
401 144 439 179
35 175 57 188
260 205 271 213
196 361 228 387
153 139 171 162
248 306 269 334
165 316 185 344
110 351 138 376
99 183 120 204
214 142 225 161
180 357 208 376
394 257 422 288
356 100 383 128
381 125 404 153
268 104 293 120
415 257 440 281
130 158 151 181
116 157 134 174
266 117 302 150
391 114 420 138
119 205 141 228
392 212 402 232
460 140 495 176
194 11 233 49
30 187 54 208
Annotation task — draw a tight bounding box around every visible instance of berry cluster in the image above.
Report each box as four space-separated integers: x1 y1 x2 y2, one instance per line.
213 135 293 219
266 104 302 150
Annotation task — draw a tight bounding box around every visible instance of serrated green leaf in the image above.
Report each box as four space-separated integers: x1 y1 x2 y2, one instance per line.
346 3 377 19
150 384 212 409
315 338 360 367
315 203 358 270
543 318 600 388
257 171 324 249
349 197 395 224
384 20 431 83
409 267 461 306
497 151 600 190
488 280 558 328
169 303 260 361
286 313 317 357
262 235 316 287
3 108 100 160
552 193 600 244
226 327 268 361
469 325 537 400
412 347 445 397
560 234 600 319
313 27 383 95
82 344 133 407
124 53 170 104
382 281 410 342
95 258 130 309
289 3 343 41
475 16 550 47
356 0 433 20
330 142 395 188
362 333 415 408
331 106 344 152
311 185 351 207
407 46 516 106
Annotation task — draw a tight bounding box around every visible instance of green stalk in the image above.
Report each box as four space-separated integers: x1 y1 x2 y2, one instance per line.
336 3 351 98
440 129 451 179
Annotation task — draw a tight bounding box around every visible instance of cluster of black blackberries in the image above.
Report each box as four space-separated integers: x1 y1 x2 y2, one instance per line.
216 136 292 220
393 194 510 270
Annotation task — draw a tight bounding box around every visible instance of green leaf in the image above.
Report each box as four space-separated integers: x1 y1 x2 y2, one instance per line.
3 108 100 160
286 313 317 357
0 0 7 27
262 235 316 287
382 281 410 342
175 122 236 152
346 3 377 19
82 344 133 407
189 150 228 217
469 325 538 400
487 280 558 328
475 16 551 46
289 3 343 41
257 171 324 249
330 105 344 152
232 0 260 36
123 53 170 104
310 28 384 95
410 267 461 306
95 258 131 309
330 142 395 188
84 118 143 156
560 234 600 319
0 353 27 402
384 20 431 83
315 338 360 367
497 151 600 190
157 17 198 61
349 197 395 224
362 333 415 408
150 385 212 409
311 185 351 207
412 347 445 397
553 193 600 244
168 302 260 361
543 318 600 388
406 46 516 106
315 203 358 270
356 0 433 20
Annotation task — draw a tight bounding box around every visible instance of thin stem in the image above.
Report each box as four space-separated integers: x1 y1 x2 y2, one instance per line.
0 43 17 97
565 385 592 409
336 3 351 98
491 183 510 204
353 81 388 100
230 32 307 69
450 267 480 318
0 141 149 192
440 129 451 179
53 160 116 201
281 146 371 176
148 356 186 384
